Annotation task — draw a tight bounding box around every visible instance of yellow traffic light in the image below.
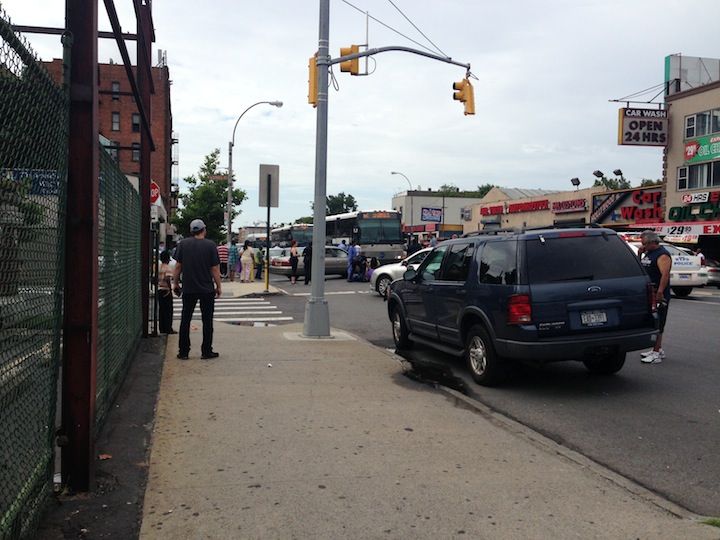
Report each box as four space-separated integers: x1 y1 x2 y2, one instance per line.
452 78 475 116
340 45 360 75
308 54 318 107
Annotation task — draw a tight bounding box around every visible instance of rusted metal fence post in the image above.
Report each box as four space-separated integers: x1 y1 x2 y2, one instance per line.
62 0 99 490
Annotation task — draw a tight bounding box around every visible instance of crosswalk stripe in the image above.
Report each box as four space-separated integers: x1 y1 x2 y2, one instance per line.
215 316 293 322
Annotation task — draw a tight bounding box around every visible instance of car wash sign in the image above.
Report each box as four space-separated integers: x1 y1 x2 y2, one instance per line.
617 108 668 146
591 187 663 225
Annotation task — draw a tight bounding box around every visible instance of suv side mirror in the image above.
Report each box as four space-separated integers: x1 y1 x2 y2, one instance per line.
403 268 417 281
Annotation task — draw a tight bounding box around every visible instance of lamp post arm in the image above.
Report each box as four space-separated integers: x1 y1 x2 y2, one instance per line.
231 101 278 147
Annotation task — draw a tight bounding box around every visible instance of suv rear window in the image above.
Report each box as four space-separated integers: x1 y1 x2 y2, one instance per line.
526 234 642 283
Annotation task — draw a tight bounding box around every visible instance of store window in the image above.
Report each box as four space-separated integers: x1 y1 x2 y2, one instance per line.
111 112 120 131
713 110 720 134
696 111 711 137
677 167 687 190
132 142 140 162
685 116 696 139
111 81 120 100
685 108 720 140
132 113 140 132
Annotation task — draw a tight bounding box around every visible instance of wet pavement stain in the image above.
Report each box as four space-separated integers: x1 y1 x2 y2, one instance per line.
394 348 468 394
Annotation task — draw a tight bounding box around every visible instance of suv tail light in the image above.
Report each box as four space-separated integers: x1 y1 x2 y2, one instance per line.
647 283 657 313
507 294 532 325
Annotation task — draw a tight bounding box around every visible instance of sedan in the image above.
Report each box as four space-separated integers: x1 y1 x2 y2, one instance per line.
269 246 348 277
369 248 431 297
705 257 720 287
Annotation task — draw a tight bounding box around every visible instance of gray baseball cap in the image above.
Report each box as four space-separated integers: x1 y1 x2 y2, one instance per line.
190 219 206 233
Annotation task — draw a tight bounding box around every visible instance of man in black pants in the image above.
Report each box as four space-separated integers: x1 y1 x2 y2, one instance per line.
303 242 313 285
173 219 222 360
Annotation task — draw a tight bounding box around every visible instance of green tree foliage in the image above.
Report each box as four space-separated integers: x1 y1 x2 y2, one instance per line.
172 149 247 243
640 178 663 187
593 175 632 190
295 216 314 224
438 183 460 194
475 183 495 198
311 192 358 215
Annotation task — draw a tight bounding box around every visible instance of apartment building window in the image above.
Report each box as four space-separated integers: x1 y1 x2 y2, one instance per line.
678 161 720 190
106 141 119 161
132 113 140 132
132 143 140 162
111 112 120 131
111 81 120 100
685 108 720 140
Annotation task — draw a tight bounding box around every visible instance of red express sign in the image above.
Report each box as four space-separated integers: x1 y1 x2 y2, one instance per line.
552 198 587 214
480 204 504 216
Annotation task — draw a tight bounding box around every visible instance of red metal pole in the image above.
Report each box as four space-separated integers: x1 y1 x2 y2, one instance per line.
62 0 99 490
138 0 153 336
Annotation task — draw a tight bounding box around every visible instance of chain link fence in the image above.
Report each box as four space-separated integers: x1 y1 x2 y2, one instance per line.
0 7 68 538
97 149 142 430
1 6 143 538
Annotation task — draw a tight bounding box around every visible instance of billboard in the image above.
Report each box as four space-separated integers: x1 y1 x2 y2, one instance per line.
617 108 667 147
421 207 442 222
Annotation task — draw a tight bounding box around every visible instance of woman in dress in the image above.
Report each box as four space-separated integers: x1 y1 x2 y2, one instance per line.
158 250 176 334
289 239 300 285
240 240 255 282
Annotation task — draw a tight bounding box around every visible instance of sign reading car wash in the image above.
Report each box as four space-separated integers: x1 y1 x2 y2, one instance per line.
617 108 667 146
552 198 587 214
150 180 160 204
684 135 720 163
591 187 663 225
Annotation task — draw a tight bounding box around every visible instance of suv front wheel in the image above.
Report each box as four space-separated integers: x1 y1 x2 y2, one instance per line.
465 324 506 386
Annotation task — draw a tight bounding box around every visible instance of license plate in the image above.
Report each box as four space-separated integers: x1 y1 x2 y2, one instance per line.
679 273 691 279
581 310 607 326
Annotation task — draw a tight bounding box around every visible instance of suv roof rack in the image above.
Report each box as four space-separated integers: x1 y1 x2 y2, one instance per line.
462 228 520 237
522 223 605 232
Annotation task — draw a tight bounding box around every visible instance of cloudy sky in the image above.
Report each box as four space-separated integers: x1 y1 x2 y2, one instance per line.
4 0 720 227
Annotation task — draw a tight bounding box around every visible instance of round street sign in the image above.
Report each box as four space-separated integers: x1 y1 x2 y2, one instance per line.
150 180 160 204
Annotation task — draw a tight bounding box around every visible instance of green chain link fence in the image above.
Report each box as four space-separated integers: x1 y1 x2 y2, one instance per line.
1 6 143 538
96 149 142 430
0 7 68 538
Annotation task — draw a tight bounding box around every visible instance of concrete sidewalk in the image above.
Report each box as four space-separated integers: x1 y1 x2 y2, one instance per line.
140 318 718 539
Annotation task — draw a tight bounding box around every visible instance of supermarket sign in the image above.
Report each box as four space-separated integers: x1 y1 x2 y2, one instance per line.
684 135 720 163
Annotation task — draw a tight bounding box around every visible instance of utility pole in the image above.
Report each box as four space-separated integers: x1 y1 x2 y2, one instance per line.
303 0 331 337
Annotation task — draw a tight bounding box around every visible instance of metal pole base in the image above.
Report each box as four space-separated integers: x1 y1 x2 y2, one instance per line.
303 297 330 337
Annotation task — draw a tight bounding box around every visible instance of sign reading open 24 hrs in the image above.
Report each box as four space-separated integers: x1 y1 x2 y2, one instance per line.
617 108 667 147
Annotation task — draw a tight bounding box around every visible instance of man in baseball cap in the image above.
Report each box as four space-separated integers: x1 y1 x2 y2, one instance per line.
172 218 222 360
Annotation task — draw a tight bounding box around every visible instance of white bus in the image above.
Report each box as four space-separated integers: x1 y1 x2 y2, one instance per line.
325 210 404 264
270 223 314 247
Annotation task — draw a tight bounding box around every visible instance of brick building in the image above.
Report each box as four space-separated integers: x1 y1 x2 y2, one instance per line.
44 57 177 224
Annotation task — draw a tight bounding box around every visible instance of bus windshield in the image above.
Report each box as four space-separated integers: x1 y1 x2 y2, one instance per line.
358 217 402 244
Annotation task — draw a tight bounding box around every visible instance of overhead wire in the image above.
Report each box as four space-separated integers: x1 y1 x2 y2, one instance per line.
338 0 442 57
386 0 448 58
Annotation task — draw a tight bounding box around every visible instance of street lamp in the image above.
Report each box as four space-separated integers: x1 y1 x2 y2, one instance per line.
391 171 413 242
570 177 581 190
613 169 623 177
227 100 283 245
592 170 604 179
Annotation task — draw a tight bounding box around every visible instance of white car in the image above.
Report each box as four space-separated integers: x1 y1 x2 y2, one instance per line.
369 248 432 297
626 241 708 297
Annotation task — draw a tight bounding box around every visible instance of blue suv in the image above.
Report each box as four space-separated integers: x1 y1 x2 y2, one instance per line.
387 227 658 386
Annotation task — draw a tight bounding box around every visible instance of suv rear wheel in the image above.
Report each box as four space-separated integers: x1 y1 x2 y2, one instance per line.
583 352 626 375
672 286 692 298
391 306 411 349
465 324 506 386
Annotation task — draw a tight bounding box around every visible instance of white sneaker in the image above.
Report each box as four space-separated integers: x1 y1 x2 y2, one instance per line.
641 351 663 364
641 348 665 359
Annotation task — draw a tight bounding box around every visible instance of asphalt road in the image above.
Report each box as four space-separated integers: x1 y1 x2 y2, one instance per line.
267 274 720 516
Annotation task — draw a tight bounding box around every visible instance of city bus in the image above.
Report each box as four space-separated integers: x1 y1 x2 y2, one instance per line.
325 210 404 264
243 233 268 248
270 223 314 247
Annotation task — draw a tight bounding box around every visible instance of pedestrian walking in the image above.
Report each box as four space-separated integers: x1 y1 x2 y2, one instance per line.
228 240 239 282
173 219 222 360
303 242 313 285
254 245 264 280
217 242 229 279
158 250 176 334
240 240 255 282
407 237 420 255
638 230 671 364
289 240 300 285
346 242 356 281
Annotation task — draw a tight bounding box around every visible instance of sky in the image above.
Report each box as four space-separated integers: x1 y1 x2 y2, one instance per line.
4 0 720 229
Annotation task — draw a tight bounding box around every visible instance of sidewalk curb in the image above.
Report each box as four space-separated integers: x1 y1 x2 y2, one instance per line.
359 339 713 525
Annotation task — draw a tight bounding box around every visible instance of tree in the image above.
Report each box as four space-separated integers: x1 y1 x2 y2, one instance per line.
593 175 631 190
640 178 663 187
171 149 247 243
438 183 460 194
475 183 495 198
310 192 358 215
295 216 313 224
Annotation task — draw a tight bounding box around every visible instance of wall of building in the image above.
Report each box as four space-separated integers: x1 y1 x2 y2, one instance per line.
391 191 484 238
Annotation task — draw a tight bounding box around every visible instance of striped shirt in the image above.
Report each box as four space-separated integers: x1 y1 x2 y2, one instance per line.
217 244 229 263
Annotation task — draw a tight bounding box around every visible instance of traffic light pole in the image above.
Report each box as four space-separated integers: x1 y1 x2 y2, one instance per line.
302 5 472 337
303 0 331 337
